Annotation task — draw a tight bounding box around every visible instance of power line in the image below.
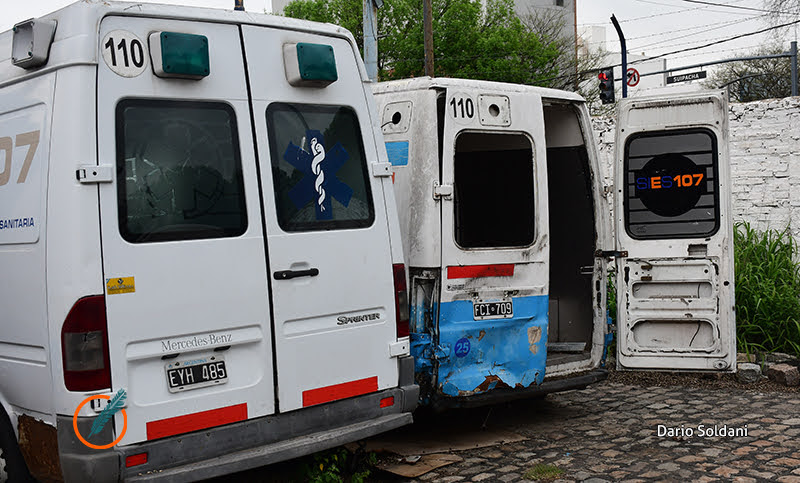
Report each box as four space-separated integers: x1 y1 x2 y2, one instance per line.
666 43 774 61
641 31 774 53
629 17 800 64
581 16 760 46
636 14 765 50
635 0 759 15
578 2 710 26
577 0 758 27
679 0 789 14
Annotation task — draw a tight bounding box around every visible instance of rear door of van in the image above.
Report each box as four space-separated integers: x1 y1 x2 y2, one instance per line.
614 91 736 372
240 26 402 413
96 17 274 444
97 16 405 444
437 88 550 396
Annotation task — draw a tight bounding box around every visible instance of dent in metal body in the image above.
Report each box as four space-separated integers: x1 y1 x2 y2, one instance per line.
437 295 548 397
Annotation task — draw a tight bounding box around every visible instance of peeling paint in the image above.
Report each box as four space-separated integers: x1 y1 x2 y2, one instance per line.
18 415 61 482
527 326 541 344
478 330 486 341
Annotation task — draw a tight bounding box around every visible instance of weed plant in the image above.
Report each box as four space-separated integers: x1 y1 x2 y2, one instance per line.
524 463 565 481
734 222 800 356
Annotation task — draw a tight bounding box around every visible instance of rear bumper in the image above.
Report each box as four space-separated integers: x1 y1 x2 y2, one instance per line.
58 357 418 482
430 368 608 410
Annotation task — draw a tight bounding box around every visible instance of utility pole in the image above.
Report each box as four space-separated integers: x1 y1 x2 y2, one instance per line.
423 0 434 77
610 14 627 99
363 0 379 82
791 41 797 97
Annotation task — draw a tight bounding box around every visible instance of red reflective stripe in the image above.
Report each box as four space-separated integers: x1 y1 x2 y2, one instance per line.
146 403 247 440
379 396 395 408
447 264 515 279
125 453 148 467
302 376 378 407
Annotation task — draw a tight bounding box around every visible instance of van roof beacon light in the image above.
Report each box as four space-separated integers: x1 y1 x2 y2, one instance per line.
149 31 210 79
283 43 338 87
12 18 57 69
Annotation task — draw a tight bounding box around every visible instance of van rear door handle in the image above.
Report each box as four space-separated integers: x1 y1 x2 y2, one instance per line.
273 268 320 280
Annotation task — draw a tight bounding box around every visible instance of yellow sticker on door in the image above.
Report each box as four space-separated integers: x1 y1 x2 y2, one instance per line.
106 277 135 295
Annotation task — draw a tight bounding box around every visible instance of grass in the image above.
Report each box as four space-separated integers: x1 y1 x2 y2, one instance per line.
523 464 565 481
296 446 376 483
734 222 800 357
604 223 800 358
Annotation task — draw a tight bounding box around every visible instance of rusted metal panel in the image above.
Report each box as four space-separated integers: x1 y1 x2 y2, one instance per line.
18 414 62 482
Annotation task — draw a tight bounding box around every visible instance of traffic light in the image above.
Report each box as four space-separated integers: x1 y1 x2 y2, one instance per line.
598 68 615 104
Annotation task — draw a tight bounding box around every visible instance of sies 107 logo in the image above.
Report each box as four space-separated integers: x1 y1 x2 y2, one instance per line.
72 388 128 449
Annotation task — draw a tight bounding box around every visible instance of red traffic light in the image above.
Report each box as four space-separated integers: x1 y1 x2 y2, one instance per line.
598 72 608 81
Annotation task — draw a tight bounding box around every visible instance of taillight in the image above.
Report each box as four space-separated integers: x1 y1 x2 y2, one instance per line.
61 295 111 391
392 264 409 338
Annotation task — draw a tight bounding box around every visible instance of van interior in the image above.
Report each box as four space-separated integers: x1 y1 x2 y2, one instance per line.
543 102 598 369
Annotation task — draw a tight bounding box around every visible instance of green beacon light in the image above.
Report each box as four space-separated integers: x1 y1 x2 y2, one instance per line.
283 42 337 87
149 31 210 79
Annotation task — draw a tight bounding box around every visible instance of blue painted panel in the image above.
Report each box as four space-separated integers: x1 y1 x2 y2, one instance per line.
410 332 434 374
436 295 548 397
385 141 409 166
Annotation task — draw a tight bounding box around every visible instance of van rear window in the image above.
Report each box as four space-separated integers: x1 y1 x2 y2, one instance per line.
454 132 535 248
624 129 719 239
266 103 374 232
116 100 247 243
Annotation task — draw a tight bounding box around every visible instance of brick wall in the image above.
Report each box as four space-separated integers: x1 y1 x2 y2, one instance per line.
591 97 800 239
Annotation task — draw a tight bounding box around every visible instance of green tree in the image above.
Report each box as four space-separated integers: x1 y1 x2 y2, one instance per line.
704 44 797 102
283 0 563 85
283 0 364 46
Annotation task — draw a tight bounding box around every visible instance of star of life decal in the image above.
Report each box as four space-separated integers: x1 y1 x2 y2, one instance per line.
283 130 353 220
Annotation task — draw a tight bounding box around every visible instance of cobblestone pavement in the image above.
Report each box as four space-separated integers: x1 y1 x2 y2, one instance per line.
380 379 800 483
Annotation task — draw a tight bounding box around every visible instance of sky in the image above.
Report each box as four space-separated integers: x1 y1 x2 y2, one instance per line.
1 0 797 72
577 0 799 71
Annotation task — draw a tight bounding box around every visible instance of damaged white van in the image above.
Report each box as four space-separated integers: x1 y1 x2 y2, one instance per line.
372 78 736 409
0 2 416 481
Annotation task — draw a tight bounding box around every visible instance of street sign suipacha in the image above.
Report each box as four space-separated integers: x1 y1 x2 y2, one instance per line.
667 71 707 84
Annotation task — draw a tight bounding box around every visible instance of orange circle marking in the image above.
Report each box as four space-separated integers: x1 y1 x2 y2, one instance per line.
72 394 128 450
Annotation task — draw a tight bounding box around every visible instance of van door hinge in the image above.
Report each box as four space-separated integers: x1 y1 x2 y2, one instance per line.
371 162 393 177
389 339 410 357
432 182 453 200
77 165 113 184
595 249 628 258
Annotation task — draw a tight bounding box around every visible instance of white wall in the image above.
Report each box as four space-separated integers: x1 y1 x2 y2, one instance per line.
591 96 800 240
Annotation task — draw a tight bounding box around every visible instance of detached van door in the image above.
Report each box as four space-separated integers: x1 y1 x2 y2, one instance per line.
96 17 274 444
614 91 736 372
241 27 401 412
437 89 550 396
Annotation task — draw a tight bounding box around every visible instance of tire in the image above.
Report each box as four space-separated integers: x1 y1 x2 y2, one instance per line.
0 409 33 483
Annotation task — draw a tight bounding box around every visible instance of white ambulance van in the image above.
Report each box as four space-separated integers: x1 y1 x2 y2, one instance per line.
372 78 736 409
0 2 417 481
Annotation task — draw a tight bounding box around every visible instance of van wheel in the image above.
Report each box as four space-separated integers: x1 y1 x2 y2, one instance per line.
0 410 33 483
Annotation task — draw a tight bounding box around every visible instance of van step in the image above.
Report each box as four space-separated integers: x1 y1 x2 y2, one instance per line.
547 342 586 353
